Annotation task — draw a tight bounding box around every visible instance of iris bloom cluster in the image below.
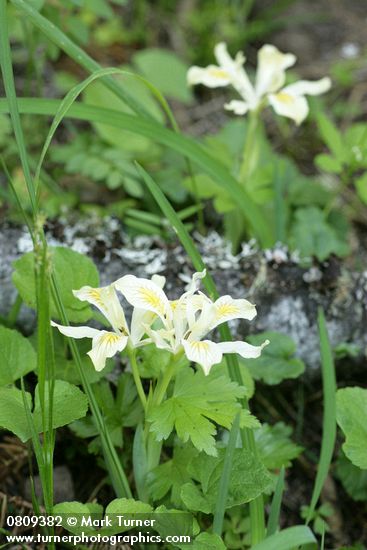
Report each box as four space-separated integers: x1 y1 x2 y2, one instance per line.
187 42 331 125
52 270 268 375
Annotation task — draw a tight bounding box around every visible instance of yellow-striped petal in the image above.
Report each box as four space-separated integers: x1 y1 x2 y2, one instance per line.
210 295 257 329
87 331 128 371
115 275 171 322
73 284 128 334
182 339 222 376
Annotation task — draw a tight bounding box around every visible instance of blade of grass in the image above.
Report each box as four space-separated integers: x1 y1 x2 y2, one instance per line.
251 526 317 550
213 412 240 535
10 0 152 120
136 163 266 544
266 466 285 536
0 3 37 215
0 97 273 247
306 308 337 522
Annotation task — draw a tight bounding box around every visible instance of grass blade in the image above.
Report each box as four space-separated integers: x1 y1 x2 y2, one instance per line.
267 466 285 536
0 97 273 246
213 412 241 535
251 526 317 550
10 0 152 120
0 2 36 215
306 308 337 522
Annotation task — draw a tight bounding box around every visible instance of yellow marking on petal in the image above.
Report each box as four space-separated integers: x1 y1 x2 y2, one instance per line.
191 341 210 351
88 289 104 306
209 68 229 79
102 333 120 345
170 300 179 311
275 92 293 104
139 287 165 314
216 304 240 317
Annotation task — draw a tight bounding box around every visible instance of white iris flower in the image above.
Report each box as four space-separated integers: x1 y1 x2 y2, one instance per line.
187 42 331 125
115 270 268 376
51 275 165 371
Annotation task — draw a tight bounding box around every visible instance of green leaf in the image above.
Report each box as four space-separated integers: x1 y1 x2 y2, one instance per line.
33 380 88 432
255 423 303 469
336 387 367 469
181 448 272 514
289 207 349 261
243 332 305 385
315 153 343 174
250 525 316 550
317 114 345 161
53 501 103 535
147 369 247 456
355 172 367 205
192 532 226 549
336 451 367 501
148 444 198 506
0 386 32 442
133 48 193 104
154 505 197 542
12 247 99 322
0 326 36 385
103 498 153 533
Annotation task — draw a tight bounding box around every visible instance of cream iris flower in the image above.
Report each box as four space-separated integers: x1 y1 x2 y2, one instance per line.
115 270 268 376
51 275 165 371
187 42 331 125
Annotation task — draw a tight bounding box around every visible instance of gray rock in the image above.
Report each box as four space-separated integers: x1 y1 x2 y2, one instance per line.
1 216 367 373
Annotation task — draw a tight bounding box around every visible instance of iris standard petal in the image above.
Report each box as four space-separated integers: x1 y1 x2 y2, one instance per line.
255 44 296 97
73 284 128 334
115 274 171 322
282 77 331 97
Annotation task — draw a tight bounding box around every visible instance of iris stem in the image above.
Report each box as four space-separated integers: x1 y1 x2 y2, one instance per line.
239 110 260 184
153 354 178 406
127 348 147 412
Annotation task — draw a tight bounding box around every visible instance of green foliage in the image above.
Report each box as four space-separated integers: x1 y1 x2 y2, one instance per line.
0 325 36 385
147 368 257 456
0 380 88 442
289 207 349 262
180 448 272 514
192 532 226 549
254 423 303 469
12 246 99 322
242 332 305 385
336 451 367 502
70 373 142 452
301 502 334 535
336 387 367 469
133 48 193 104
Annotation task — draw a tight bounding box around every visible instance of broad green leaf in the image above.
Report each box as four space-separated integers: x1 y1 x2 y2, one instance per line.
33 380 88 432
317 114 344 161
12 247 99 322
315 153 343 174
148 444 198 506
192 532 226 549
133 48 193 104
255 423 303 469
53 501 103 535
355 172 367 205
181 448 272 514
251 525 316 549
147 369 247 456
84 71 163 153
243 332 305 385
336 387 367 469
0 325 36 385
103 498 153 533
0 386 32 441
289 207 349 261
154 505 197 542
336 451 367 501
